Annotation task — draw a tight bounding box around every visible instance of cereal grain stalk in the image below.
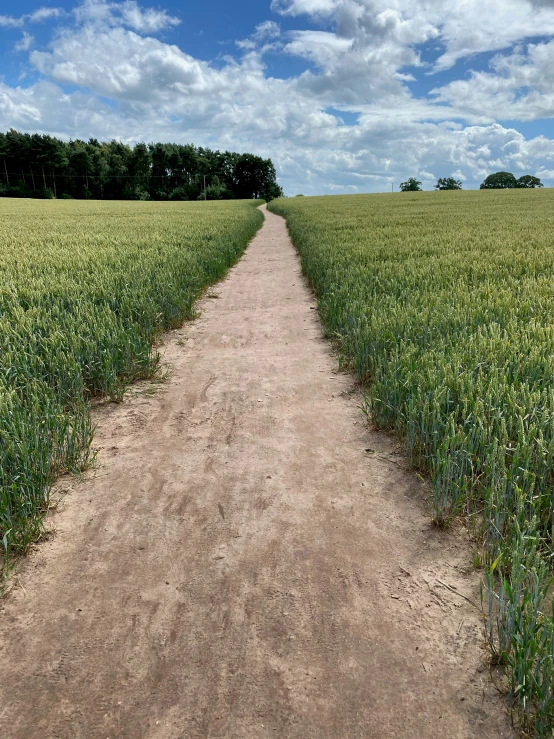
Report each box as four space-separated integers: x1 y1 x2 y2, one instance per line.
0 198 263 575
270 189 554 737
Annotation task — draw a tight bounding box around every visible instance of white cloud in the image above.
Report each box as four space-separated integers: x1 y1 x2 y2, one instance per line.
272 0 554 72
237 20 280 50
431 40 554 121
284 30 352 66
74 0 180 33
253 20 281 41
0 15 24 28
1 0 554 195
28 8 64 22
431 0 554 71
73 0 112 24
15 32 34 52
271 0 339 16
119 0 179 33
31 27 215 99
0 79 135 140
0 7 63 28
537 168 554 180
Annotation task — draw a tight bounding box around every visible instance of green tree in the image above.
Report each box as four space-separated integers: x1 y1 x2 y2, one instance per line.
29 133 46 191
0 128 282 202
435 177 462 190
0 132 8 185
8 130 31 189
34 134 55 192
180 144 202 185
198 176 234 200
480 171 518 189
90 144 110 199
68 141 92 197
102 140 131 199
516 174 543 189
234 154 282 200
129 142 151 199
219 151 240 190
399 177 422 192
149 143 170 199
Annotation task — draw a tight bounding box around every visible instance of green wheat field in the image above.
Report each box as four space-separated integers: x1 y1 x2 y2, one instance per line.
2 190 554 734
270 189 554 735
0 198 262 563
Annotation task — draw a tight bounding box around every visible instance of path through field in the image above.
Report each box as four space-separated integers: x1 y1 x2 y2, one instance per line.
0 207 513 738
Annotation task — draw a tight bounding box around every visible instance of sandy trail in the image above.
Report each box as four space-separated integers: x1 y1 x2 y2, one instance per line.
0 206 513 739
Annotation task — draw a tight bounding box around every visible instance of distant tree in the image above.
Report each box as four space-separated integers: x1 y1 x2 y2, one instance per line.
399 177 422 192
234 154 282 201
68 141 92 197
516 174 543 189
480 171 518 189
128 142 151 198
0 131 9 185
0 128 281 202
198 176 234 200
264 182 284 201
435 177 462 190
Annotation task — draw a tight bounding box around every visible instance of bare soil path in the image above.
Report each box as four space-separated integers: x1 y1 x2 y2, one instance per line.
0 207 513 739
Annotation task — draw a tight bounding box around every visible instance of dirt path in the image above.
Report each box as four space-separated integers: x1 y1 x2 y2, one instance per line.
0 206 513 739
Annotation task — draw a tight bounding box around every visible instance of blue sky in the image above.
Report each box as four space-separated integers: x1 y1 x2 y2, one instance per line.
1 0 554 194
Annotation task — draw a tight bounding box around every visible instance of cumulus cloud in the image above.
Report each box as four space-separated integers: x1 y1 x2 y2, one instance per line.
31 27 227 100
272 0 554 71
1 0 554 194
0 80 120 132
431 41 554 121
284 30 352 66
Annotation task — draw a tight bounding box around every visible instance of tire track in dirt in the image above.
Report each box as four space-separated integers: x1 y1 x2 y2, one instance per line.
0 206 513 738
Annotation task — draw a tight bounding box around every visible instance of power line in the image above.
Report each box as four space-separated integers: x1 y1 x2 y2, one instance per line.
1 171 206 180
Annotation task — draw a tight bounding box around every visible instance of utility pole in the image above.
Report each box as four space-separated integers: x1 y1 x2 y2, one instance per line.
391 182 394 193
195 173 208 200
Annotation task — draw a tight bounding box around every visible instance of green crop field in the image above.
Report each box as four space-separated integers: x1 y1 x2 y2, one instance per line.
269 190 554 735
0 198 262 571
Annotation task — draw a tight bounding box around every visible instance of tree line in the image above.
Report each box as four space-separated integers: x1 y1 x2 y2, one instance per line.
0 129 283 202
399 172 544 192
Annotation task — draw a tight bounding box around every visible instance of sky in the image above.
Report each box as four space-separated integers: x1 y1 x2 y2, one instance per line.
1 0 554 194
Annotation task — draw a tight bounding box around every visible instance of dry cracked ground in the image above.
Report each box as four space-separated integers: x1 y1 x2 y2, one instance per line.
0 206 515 738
